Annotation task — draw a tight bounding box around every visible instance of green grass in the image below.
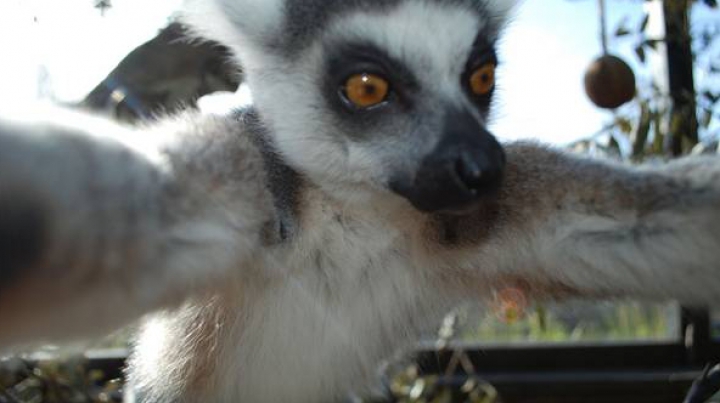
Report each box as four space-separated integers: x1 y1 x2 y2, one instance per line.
458 301 678 344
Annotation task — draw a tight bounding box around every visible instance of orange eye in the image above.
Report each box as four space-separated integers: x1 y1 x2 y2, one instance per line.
469 63 496 96
343 73 389 108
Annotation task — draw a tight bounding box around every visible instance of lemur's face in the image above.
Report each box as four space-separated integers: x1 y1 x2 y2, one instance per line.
187 0 514 213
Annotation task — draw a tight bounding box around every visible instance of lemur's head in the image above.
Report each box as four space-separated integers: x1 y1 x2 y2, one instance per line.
186 0 515 213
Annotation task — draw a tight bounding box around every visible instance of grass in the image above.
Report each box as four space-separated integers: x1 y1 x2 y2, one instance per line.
458 300 679 344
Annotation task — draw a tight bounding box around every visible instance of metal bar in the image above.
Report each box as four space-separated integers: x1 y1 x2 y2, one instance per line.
682 307 712 366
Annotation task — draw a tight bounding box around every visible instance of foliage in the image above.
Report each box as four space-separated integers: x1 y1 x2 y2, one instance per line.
459 301 676 343
368 312 501 403
367 300 677 403
572 0 720 160
0 357 121 403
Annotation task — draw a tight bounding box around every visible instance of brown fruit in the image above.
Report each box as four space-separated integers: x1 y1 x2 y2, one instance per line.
584 54 636 109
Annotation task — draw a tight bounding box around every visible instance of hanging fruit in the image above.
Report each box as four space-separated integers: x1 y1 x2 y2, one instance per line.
584 54 637 109
584 0 637 109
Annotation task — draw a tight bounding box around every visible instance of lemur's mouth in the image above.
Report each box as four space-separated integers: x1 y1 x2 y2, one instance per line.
389 110 505 213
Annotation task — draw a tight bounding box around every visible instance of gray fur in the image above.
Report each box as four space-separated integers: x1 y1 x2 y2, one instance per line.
0 109 273 345
0 191 48 285
273 0 506 57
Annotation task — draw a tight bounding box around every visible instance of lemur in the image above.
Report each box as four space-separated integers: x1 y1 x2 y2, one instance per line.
1 0 720 401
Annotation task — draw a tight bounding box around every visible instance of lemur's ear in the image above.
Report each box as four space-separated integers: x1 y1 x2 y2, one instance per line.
182 0 284 55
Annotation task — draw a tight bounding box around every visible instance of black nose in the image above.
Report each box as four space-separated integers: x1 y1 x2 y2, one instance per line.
390 109 505 213
455 149 487 194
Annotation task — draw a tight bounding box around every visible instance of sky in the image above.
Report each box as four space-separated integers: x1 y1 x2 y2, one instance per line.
0 0 182 104
493 0 647 143
0 0 712 144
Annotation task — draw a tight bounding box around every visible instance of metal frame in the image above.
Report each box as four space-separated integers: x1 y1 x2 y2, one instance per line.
412 307 718 402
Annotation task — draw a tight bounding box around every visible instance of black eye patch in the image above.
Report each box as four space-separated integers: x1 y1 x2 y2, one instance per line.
324 41 419 112
461 45 499 108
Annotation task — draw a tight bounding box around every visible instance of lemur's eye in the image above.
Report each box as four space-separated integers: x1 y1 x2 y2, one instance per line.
469 63 496 96
342 73 389 109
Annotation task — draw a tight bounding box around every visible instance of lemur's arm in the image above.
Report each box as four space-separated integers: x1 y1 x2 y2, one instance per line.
455 143 720 305
0 108 271 347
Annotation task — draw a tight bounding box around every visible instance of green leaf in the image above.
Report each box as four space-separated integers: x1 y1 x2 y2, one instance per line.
639 13 650 33
645 39 662 50
615 26 631 37
635 44 646 64
615 117 633 134
701 91 720 107
702 108 715 129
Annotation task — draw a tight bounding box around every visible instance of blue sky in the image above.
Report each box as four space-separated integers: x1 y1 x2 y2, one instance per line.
493 0 646 143
0 0 709 144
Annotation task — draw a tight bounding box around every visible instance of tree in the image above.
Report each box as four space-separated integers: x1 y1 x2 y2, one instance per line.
575 0 720 159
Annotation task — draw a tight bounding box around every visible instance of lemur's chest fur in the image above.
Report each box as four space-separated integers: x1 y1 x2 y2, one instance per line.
130 131 459 403
156 210 441 402
222 148 443 401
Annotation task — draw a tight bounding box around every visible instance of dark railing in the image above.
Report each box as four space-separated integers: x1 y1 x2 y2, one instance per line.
414 306 719 403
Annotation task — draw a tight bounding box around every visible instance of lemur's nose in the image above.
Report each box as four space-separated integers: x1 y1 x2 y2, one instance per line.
451 143 505 194
389 108 505 213
454 149 486 193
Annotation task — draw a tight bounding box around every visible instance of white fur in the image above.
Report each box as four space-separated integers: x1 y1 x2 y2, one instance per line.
329 1 482 96
128 195 449 402
181 0 284 62
246 2 487 206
